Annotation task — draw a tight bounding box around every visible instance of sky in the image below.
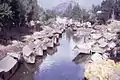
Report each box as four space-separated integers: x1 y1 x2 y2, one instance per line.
38 0 103 9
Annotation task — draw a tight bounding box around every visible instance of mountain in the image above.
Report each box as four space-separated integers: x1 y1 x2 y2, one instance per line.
52 1 78 15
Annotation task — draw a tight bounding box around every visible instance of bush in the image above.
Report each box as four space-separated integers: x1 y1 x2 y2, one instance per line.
0 0 43 28
0 2 12 27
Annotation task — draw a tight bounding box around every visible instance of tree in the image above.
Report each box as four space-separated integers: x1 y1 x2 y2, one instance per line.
80 9 90 22
92 4 101 13
0 0 12 27
114 0 120 20
71 3 81 20
45 10 56 21
0 0 44 28
101 0 114 18
63 3 72 18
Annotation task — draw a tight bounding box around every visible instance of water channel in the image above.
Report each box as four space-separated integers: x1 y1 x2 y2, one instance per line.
10 28 87 80
34 28 85 80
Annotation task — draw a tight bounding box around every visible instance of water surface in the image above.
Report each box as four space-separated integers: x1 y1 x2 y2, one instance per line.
34 28 85 80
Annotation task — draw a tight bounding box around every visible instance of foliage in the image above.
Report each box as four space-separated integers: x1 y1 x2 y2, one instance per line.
0 1 12 27
101 0 114 19
63 3 72 18
0 0 43 28
92 5 101 14
63 3 90 22
80 9 90 22
45 9 56 21
71 3 81 20
114 0 120 20
91 0 120 20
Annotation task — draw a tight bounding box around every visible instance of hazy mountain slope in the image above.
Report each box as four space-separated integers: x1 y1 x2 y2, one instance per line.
52 1 77 15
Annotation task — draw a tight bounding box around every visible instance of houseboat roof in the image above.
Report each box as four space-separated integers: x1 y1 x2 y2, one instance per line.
0 55 17 72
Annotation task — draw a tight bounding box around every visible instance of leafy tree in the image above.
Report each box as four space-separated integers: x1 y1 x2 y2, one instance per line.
63 3 72 18
92 4 101 13
80 9 90 22
101 0 114 19
0 0 44 28
114 0 120 20
0 0 12 27
63 3 90 22
71 3 81 20
45 10 56 21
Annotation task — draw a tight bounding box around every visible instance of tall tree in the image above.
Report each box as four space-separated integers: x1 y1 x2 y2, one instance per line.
0 0 44 28
71 3 81 20
80 9 90 22
92 4 101 13
63 3 73 18
101 0 114 18
0 0 12 27
114 0 120 20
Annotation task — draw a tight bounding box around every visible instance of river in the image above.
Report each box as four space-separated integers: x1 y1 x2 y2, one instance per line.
10 28 86 80
34 28 85 80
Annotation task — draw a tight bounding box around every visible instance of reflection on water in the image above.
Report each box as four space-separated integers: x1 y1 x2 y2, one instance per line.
34 28 85 80
66 27 73 42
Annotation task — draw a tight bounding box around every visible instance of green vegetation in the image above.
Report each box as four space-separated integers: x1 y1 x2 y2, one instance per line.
0 0 12 27
91 0 120 20
0 0 43 28
1 0 120 29
63 3 90 22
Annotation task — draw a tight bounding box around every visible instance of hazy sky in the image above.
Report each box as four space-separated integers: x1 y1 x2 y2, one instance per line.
38 0 103 9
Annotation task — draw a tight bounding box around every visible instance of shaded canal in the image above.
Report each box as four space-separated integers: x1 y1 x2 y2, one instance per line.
34 28 85 80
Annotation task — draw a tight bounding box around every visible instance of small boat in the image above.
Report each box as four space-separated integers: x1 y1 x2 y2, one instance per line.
0 55 19 80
